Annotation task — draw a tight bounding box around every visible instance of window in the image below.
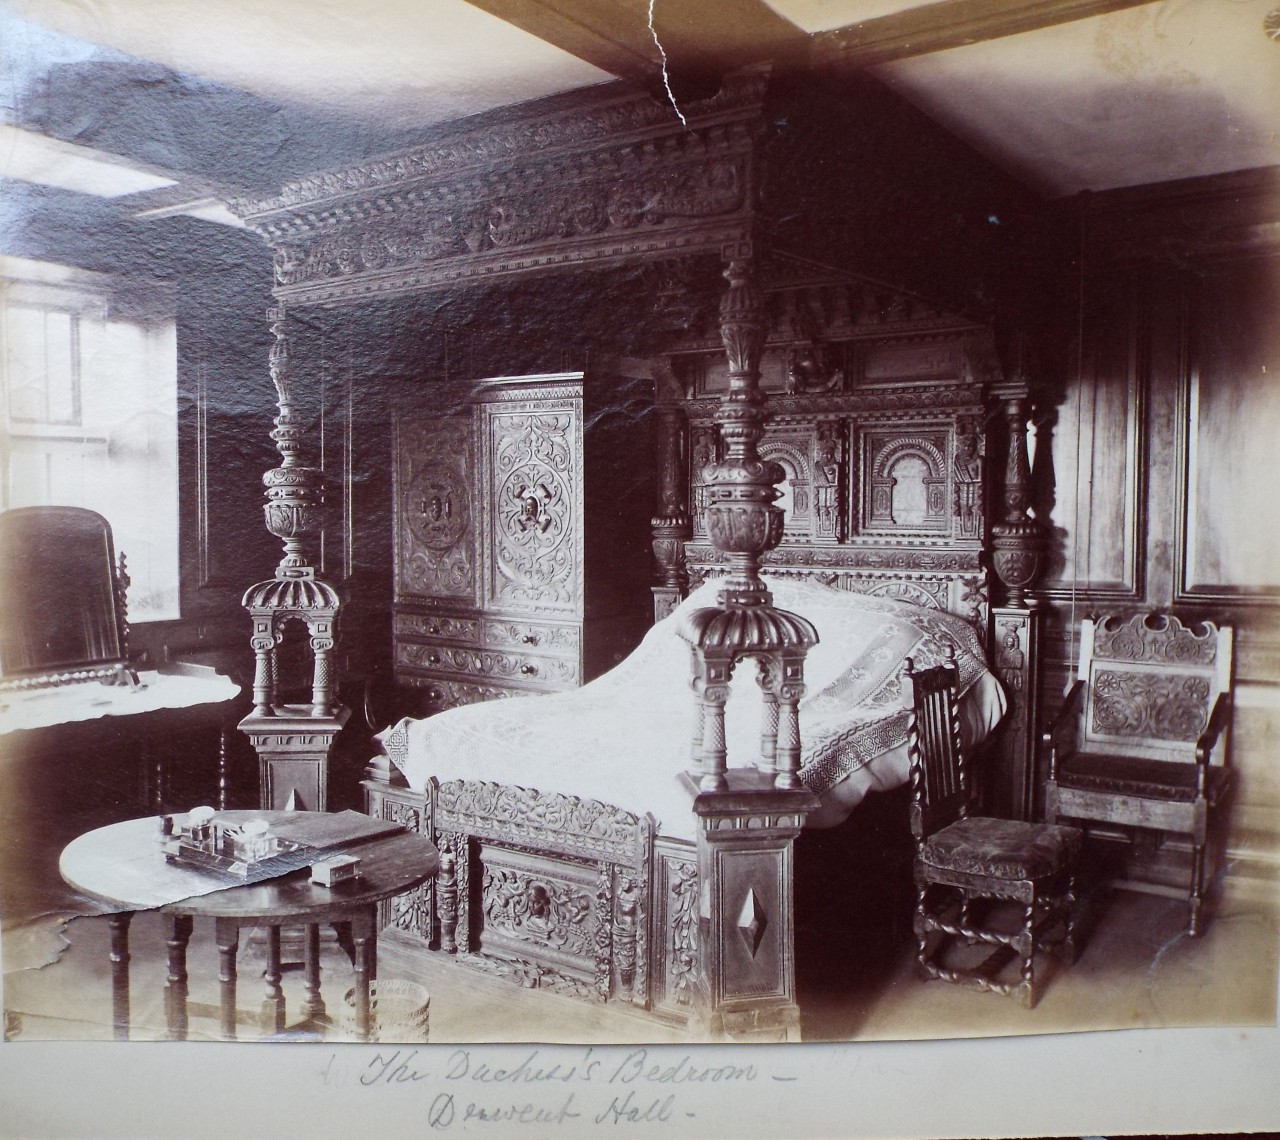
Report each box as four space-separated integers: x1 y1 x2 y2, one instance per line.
0 255 179 621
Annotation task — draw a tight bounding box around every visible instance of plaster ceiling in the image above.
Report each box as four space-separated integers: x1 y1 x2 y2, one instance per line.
871 0 1280 194
1 0 612 131
2 0 1278 201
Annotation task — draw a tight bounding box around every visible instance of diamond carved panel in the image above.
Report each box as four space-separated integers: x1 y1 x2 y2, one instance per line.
736 889 768 959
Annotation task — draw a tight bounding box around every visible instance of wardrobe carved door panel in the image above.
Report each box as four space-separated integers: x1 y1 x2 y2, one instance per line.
395 416 476 606
480 400 582 618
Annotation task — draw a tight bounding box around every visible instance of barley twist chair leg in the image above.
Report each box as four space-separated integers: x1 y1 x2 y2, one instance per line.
1019 900 1037 1009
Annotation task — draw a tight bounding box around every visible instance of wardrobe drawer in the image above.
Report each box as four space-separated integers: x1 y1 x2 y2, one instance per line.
394 612 481 644
397 673 524 716
395 638 580 689
478 618 580 658
394 611 580 660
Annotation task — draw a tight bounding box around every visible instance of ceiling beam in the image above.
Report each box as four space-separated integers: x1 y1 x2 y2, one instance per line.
468 0 1165 94
621 0 807 74
462 0 661 86
464 0 807 94
811 0 1164 71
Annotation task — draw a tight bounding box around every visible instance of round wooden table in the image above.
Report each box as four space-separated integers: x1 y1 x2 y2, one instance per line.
60 811 438 1042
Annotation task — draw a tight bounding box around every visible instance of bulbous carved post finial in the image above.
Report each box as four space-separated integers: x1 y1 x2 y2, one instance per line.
262 306 324 580
677 256 819 794
243 306 343 722
991 393 1046 607
703 259 784 607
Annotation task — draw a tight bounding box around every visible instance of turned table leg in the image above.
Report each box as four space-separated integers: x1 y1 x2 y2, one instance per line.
301 922 326 1025
107 912 133 1041
262 926 286 1035
351 906 377 1043
164 914 193 1041
214 918 239 1041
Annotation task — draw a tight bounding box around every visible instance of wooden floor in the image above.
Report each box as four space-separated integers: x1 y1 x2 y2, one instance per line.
3 783 1276 1044
4 871 1276 1045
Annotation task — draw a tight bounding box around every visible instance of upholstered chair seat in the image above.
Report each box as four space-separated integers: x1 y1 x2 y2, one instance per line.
921 817 1082 881
1054 754 1234 805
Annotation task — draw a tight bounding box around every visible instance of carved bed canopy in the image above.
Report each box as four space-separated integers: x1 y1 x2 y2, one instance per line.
226 67 1048 1039
228 63 1045 624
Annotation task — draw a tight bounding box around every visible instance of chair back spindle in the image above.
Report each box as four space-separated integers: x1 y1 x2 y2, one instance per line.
904 649 966 841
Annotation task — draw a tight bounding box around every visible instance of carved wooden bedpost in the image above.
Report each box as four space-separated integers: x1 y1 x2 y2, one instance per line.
238 306 349 811
676 255 817 1041
990 361 1046 821
651 400 692 622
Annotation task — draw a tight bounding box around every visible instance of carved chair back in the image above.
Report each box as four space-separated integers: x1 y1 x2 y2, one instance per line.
1075 614 1233 766
904 651 968 843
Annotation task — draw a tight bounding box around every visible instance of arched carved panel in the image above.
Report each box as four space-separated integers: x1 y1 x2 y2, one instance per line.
759 439 811 539
860 430 950 536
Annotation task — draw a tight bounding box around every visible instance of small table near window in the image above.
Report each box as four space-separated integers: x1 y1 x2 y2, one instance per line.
59 811 439 1041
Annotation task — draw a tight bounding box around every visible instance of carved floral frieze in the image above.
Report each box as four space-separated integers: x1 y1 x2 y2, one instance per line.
266 156 748 293
1091 613 1223 667
233 72 767 219
437 779 650 867
687 542 981 573
1091 670 1212 742
463 953 601 1002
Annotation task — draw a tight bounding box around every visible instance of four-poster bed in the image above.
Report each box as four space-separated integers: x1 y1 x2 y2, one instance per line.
227 69 1049 1039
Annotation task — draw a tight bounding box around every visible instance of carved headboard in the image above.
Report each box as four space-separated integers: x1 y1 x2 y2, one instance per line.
647 286 1044 820
651 284 996 644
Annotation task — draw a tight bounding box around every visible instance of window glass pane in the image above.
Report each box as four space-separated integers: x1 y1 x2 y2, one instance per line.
5 306 49 422
2 269 178 622
45 310 78 424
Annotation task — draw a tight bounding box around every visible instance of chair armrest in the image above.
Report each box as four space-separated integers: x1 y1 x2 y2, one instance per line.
1195 691 1233 766
1042 680 1086 780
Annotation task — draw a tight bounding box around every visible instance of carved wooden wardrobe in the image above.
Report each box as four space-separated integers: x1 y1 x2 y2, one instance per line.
393 371 651 713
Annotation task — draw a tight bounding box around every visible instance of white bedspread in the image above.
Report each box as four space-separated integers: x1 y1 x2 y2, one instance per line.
377 576 1006 842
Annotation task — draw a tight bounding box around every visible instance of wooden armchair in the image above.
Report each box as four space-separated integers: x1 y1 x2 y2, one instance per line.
907 652 1082 1008
1043 613 1234 937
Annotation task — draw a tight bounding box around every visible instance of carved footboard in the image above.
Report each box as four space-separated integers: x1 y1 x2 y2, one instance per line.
364 775 701 1024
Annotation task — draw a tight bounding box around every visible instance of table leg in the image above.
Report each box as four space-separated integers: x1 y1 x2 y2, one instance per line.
107 912 132 1041
164 914 193 1041
262 926 286 1036
352 906 377 1043
301 922 326 1024
214 918 239 1041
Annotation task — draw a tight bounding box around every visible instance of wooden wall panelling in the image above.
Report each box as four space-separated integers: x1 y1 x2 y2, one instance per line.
1035 176 1280 896
1039 272 1146 601
186 321 278 600
315 326 357 584
1176 256 1280 605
